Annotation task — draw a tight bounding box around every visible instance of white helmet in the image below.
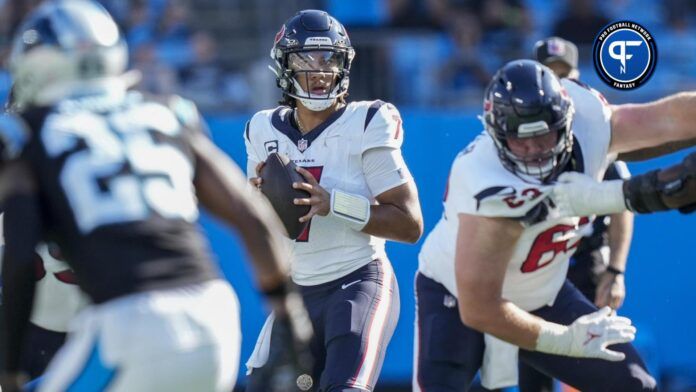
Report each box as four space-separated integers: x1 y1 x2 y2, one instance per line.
8 0 129 107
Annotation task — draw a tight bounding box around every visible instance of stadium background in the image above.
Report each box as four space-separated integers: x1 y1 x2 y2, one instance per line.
1 0 694 390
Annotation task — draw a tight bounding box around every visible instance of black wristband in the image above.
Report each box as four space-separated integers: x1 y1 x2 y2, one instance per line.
605 265 624 275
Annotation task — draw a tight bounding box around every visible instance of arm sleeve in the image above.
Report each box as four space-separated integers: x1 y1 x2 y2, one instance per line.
2 190 42 372
362 147 413 197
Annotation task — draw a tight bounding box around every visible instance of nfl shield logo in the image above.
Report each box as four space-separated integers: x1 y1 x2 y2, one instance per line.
297 138 308 152
548 38 565 56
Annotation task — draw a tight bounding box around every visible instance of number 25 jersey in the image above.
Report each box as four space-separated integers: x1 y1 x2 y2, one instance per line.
419 79 615 311
8 91 218 303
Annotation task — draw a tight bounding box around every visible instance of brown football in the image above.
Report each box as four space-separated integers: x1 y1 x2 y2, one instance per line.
259 153 311 239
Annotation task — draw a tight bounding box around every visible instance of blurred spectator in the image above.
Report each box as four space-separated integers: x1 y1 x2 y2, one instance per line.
131 43 178 96
473 0 531 35
601 0 661 27
387 0 449 30
154 0 194 69
438 11 491 98
97 0 130 28
178 32 251 111
478 0 531 58
326 0 388 28
126 0 155 50
652 11 696 91
552 0 610 45
0 0 41 41
446 0 532 60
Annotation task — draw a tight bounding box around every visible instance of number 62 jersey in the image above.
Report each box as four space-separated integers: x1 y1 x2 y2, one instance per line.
418 79 615 311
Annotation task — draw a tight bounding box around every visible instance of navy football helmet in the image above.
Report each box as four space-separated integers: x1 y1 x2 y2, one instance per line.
483 60 574 182
270 10 355 111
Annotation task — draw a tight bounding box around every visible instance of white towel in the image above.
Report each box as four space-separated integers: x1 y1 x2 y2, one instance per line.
480 333 519 389
245 313 275 375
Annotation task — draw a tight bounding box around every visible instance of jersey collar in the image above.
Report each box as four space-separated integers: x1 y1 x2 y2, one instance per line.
271 105 347 153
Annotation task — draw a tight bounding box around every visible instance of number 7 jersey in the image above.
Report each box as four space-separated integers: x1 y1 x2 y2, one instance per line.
3 91 219 303
418 79 615 311
245 101 408 285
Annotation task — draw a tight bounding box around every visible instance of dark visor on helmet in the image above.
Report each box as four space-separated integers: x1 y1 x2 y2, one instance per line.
288 50 345 73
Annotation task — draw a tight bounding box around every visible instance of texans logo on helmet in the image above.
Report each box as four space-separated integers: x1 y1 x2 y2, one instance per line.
274 24 286 45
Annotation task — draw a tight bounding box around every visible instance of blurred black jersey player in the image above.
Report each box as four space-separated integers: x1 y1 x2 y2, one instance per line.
0 1 310 392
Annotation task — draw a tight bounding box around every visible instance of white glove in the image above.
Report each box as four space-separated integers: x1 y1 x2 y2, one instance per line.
536 307 636 361
551 172 627 217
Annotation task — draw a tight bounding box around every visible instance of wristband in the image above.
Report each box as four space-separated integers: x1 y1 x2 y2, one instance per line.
330 189 371 231
605 265 624 275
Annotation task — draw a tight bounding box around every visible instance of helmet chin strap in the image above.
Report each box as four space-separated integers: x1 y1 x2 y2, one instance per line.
290 80 341 112
298 96 336 111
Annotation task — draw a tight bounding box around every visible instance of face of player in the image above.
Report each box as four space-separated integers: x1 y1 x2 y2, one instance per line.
506 131 559 167
288 50 344 98
545 61 572 79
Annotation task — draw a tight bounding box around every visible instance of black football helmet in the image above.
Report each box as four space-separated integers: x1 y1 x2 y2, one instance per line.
270 10 355 111
483 59 574 183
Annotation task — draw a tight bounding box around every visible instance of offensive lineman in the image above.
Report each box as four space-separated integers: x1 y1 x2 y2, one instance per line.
0 2 308 391
415 59 696 391
518 36 635 392
245 10 423 392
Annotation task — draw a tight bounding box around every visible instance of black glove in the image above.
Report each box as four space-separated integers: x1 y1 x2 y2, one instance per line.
255 282 315 392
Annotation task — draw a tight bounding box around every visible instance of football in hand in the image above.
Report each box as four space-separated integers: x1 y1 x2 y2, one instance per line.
260 153 311 239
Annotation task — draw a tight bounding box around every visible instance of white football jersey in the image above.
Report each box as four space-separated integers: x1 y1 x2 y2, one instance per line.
30 244 90 332
0 214 89 332
419 79 615 311
245 100 408 285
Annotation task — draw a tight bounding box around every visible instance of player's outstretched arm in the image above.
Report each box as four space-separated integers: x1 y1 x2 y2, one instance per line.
455 213 635 361
551 151 696 216
0 162 41 391
610 92 696 156
190 130 290 292
618 137 696 162
191 130 314 389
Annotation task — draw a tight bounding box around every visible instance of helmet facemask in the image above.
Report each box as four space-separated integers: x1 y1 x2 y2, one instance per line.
269 10 355 112
485 100 575 183
285 50 348 111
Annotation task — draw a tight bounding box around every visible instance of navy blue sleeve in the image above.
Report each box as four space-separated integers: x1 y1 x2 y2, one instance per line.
1 184 42 372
